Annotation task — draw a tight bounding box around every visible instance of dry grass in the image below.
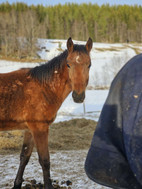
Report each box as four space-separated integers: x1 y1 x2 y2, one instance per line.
0 130 24 154
129 47 142 55
0 119 97 154
95 47 119 52
0 56 46 63
95 45 133 52
49 118 96 151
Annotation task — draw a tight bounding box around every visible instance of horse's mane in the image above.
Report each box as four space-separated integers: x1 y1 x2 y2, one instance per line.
28 50 68 83
28 44 87 83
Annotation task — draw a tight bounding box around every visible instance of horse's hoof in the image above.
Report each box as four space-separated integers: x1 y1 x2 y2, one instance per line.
12 186 21 189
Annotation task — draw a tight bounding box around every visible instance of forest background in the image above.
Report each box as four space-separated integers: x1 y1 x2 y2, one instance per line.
0 2 142 59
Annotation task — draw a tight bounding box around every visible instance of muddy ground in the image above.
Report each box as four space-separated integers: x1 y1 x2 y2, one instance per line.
0 119 109 189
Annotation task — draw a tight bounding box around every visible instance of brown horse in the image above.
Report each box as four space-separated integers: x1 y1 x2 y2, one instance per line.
0 37 93 189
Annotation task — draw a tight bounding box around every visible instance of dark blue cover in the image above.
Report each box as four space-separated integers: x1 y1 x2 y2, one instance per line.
85 54 142 189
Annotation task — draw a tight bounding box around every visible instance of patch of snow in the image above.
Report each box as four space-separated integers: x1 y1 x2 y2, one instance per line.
55 90 108 122
0 60 41 73
0 150 110 189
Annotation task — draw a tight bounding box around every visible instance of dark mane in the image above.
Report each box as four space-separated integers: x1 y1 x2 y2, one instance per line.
28 44 87 83
28 50 68 83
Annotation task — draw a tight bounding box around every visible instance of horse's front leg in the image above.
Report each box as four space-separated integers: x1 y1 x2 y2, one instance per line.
31 126 53 189
13 130 34 189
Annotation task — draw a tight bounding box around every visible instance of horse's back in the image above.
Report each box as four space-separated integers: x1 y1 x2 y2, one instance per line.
85 53 142 188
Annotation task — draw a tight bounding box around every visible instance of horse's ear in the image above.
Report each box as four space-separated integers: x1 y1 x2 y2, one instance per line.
67 37 74 53
86 37 93 53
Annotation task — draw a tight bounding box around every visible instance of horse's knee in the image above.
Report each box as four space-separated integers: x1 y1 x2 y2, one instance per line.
20 147 31 164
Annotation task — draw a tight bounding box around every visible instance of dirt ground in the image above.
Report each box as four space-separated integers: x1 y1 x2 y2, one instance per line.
0 119 105 189
0 118 97 154
0 119 110 189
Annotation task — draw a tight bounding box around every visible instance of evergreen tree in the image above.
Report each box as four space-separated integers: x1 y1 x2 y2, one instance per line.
0 2 142 58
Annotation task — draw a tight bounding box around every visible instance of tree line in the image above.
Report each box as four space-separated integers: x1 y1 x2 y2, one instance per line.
0 2 142 59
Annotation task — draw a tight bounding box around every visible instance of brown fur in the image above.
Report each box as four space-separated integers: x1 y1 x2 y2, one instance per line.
0 38 93 189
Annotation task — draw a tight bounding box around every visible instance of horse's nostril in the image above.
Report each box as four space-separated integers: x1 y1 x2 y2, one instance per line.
72 91 85 103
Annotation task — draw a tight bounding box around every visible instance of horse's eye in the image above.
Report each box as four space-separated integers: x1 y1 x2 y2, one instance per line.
67 64 70 68
88 64 91 68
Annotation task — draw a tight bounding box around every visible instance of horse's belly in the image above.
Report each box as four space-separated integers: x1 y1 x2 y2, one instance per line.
0 121 28 131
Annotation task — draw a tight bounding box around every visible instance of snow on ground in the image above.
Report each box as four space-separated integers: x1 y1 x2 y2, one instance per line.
0 150 110 189
55 90 108 122
0 60 41 73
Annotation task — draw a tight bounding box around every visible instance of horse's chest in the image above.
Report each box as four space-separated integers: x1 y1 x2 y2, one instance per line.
41 102 58 121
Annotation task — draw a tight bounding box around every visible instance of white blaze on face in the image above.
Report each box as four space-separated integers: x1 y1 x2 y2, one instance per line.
54 70 58 74
76 55 80 63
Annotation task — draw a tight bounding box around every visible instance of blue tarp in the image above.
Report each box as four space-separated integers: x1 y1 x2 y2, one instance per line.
85 54 142 189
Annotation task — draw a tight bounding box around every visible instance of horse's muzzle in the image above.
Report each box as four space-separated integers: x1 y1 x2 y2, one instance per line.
72 91 85 103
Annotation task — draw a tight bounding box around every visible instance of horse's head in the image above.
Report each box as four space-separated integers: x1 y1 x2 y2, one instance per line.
66 37 93 103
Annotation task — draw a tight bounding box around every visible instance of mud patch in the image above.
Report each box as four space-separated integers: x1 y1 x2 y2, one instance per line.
0 150 109 189
22 179 72 188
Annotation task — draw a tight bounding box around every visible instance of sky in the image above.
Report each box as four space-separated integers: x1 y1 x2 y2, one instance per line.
0 0 142 6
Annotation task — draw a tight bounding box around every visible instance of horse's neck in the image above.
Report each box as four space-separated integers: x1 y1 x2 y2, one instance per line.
46 66 71 104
